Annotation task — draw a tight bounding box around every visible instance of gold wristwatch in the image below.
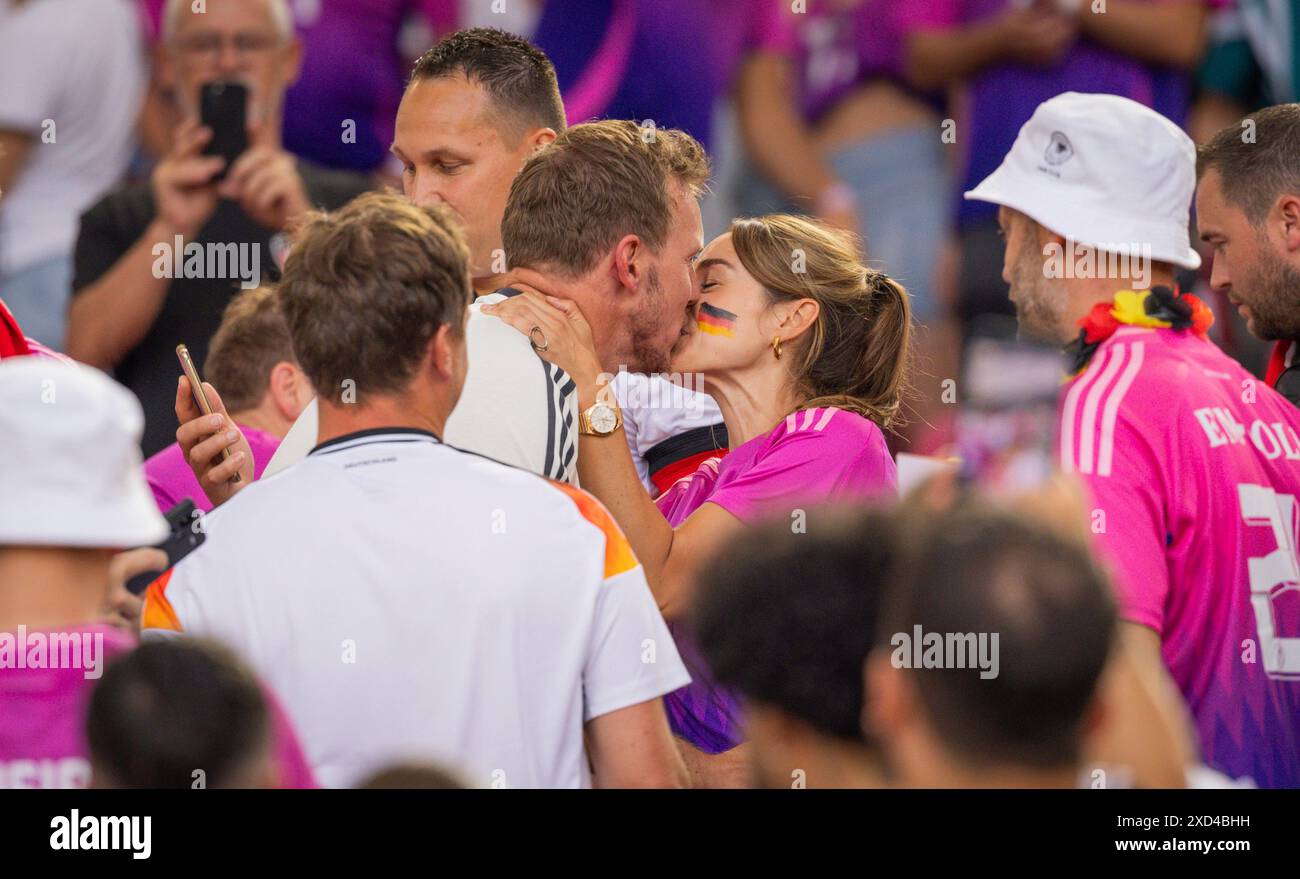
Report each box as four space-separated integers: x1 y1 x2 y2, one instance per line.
579 399 622 436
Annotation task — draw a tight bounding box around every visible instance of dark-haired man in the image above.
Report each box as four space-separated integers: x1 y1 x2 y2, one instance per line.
692 509 895 789
88 639 277 789
1196 103 1300 407
867 504 1116 787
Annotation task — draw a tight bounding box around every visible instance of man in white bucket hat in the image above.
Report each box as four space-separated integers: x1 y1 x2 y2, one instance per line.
0 357 167 788
968 91 1300 789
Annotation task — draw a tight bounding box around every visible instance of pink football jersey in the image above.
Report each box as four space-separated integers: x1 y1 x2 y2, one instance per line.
1060 325 1300 788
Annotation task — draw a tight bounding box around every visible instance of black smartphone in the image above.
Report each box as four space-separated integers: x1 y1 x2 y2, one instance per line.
124 499 207 596
199 80 249 181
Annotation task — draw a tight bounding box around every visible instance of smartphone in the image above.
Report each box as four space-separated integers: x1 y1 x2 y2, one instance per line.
176 343 241 484
199 80 249 181
124 500 207 595
954 316 1066 495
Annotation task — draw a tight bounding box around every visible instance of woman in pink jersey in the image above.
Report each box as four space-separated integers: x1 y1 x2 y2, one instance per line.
484 214 911 786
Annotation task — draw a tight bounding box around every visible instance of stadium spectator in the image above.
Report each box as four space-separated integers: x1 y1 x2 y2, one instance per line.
136 0 458 173
141 192 691 789
0 357 316 789
968 91 1300 787
865 503 1116 787
0 0 145 348
484 213 909 784
1196 103 1300 408
733 0 956 453
65 0 369 456
88 639 276 788
692 508 898 789
736 0 951 327
144 285 310 513
0 358 166 789
897 0 1218 334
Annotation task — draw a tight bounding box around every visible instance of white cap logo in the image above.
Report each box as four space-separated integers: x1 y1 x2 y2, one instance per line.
1045 131 1074 166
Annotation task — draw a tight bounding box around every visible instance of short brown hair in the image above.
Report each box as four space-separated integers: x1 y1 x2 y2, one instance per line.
1197 103 1300 225
278 191 473 400
730 214 913 429
203 286 296 414
501 120 710 278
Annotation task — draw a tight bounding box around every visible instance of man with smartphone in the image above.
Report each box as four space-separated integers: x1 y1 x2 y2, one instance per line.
967 91 1300 788
65 0 368 456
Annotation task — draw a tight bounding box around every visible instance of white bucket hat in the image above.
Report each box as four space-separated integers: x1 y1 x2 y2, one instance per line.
965 91 1202 271
0 357 168 548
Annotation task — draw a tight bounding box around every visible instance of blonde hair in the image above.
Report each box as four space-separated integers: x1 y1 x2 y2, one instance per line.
729 214 912 429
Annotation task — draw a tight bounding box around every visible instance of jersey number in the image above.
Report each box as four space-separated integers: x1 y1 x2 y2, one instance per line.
1239 484 1300 679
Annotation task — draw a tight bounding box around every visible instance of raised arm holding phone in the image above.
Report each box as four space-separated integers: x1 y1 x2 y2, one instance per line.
66 0 369 458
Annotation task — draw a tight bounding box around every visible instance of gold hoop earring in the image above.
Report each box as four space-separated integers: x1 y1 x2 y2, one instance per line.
772 336 782 360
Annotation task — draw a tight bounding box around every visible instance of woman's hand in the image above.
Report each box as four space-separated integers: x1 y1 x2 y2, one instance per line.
481 289 605 404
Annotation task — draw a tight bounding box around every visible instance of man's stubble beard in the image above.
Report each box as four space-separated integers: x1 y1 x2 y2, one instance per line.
1012 243 1070 345
1240 239 1300 341
627 265 674 375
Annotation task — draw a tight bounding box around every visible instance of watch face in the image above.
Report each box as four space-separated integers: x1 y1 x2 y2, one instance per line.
589 404 618 434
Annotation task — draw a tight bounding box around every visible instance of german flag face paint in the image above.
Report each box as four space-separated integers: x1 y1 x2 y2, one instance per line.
697 302 737 338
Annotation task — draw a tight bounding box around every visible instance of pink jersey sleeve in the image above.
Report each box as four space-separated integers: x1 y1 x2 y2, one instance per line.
707 408 895 524
1059 343 1171 633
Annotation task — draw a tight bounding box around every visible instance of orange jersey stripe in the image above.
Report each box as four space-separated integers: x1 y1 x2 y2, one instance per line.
548 480 639 579
142 569 183 632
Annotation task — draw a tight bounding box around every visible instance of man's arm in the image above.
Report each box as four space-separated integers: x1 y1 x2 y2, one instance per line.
1076 0 1210 70
585 698 689 788
735 53 858 232
66 215 182 368
903 10 1076 91
66 120 223 368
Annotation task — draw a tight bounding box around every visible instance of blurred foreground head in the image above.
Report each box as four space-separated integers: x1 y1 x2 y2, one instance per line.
88 639 274 789
692 507 899 789
866 500 1116 787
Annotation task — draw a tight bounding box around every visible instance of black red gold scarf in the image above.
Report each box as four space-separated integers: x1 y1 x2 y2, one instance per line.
1066 286 1214 375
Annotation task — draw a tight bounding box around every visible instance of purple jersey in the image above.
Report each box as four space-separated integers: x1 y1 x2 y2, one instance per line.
1060 325 1300 788
655 406 897 753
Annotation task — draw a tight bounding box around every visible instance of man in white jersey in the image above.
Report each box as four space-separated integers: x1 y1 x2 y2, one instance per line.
181 30 724 501
967 92 1300 787
143 193 691 788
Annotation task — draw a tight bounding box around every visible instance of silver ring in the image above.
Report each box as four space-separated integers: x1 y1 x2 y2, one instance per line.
529 326 549 352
